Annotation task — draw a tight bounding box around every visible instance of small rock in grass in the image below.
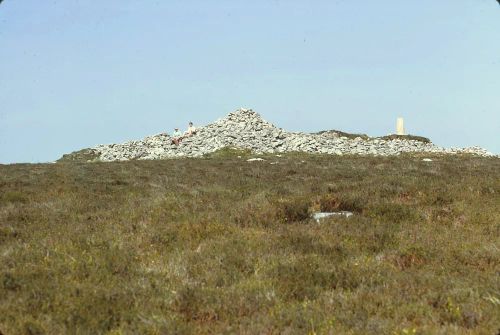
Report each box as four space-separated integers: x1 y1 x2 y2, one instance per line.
313 211 353 222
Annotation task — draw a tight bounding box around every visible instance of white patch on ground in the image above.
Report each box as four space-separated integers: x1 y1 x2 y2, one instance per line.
313 211 353 222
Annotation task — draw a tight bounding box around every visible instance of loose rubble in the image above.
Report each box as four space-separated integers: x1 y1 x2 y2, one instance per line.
64 108 496 162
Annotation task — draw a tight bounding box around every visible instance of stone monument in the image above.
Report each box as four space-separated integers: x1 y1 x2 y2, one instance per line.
396 117 405 135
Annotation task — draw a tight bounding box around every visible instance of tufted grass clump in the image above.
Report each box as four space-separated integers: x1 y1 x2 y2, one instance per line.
1 191 29 204
378 134 431 143
0 154 499 334
203 146 253 159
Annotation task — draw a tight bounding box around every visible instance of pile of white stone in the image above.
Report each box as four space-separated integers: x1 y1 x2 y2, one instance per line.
85 108 494 162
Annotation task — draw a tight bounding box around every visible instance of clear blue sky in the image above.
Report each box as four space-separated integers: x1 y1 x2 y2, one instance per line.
1 0 499 163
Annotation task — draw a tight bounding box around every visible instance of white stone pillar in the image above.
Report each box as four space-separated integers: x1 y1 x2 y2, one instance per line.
396 117 405 135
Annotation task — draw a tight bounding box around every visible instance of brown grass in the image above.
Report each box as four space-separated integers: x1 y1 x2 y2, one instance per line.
0 153 499 334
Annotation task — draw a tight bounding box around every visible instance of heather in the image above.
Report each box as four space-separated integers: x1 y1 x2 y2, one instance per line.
1 153 499 334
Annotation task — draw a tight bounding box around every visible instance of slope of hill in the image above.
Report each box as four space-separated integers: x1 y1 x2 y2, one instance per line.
1 153 499 334
59 108 494 162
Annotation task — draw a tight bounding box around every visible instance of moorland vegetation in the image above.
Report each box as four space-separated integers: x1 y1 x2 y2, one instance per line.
1 151 499 334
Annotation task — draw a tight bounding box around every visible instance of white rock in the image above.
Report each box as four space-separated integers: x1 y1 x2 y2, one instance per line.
313 212 353 222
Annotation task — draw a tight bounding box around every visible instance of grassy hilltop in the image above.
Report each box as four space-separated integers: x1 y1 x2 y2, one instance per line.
1 151 499 334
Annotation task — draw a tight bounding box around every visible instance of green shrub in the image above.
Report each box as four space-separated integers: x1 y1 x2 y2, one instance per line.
338 195 365 213
57 148 100 162
275 197 311 223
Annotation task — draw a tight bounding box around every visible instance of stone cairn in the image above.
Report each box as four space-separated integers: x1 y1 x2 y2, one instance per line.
84 108 494 162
